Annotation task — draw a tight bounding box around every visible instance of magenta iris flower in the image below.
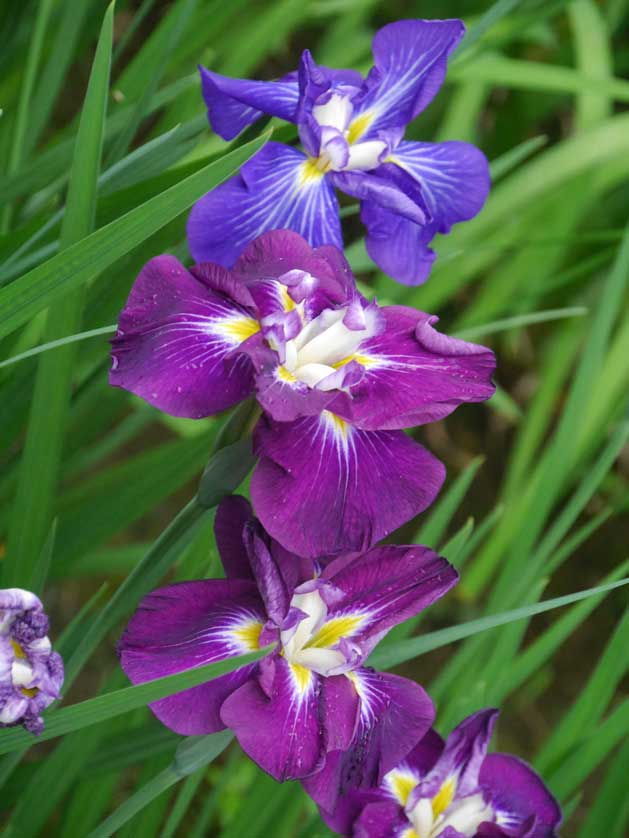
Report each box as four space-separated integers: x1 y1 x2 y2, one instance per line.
0 588 64 734
119 496 458 782
314 709 562 837
187 19 490 286
110 230 495 559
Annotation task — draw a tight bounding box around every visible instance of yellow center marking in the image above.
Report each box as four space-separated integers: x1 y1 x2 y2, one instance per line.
10 639 26 659
279 285 296 312
232 621 263 651
277 365 297 383
21 686 39 698
299 157 328 185
332 352 377 370
218 316 260 344
306 614 365 649
346 111 373 145
289 662 312 694
324 410 350 440
432 777 456 819
388 770 418 807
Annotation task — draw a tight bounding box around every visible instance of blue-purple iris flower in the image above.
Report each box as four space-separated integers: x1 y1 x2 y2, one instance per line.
119 496 458 782
0 588 64 734
110 230 495 559
313 709 562 837
187 19 490 286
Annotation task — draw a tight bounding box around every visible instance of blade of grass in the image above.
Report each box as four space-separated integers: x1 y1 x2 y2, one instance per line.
453 307 587 340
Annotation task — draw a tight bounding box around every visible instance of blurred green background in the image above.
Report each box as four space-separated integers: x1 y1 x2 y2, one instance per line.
0 0 628 835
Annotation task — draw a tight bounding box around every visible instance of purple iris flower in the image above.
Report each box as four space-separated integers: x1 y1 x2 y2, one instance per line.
110 230 495 559
313 709 562 837
119 496 458 782
187 19 490 286
0 588 64 735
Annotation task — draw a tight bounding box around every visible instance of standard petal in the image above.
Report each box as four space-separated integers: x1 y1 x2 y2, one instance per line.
354 801 409 838
391 140 490 233
251 413 445 558
479 754 562 838
214 495 254 579
119 580 267 736
200 66 299 140
330 306 496 431
323 544 458 656
353 19 465 138
187 143 342 267
220 655 325 781
303 669 434 813
110 255 257 418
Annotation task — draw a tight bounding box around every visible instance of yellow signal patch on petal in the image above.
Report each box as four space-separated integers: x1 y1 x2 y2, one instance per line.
322 410 350 441
306 614 366 649
231 621 263 652
289 662 313 695
21 686 39 698
276 365 297 384
387 769 419 807
214 315 260 345
280 284 296 312
347 111 374 145
299 157 328 186
332 352 380 370
432 776 456 819
10 640 26 659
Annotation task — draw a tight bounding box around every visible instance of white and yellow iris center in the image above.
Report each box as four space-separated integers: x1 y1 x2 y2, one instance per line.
306 92 383 175
404 775 492 838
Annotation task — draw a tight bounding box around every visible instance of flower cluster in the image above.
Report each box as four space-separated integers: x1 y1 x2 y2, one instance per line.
0 588 63 734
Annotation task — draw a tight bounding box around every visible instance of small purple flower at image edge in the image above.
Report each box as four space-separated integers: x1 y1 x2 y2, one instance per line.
188 18 491 286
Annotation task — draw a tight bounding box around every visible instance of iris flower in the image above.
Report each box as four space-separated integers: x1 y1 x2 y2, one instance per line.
188 19 490 286
0 588 64 734
110 230 495 559
313 709 562 837
119 496 458 782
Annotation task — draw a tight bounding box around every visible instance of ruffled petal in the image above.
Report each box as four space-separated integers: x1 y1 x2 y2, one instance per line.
220 654 325 781
330 306 495 430
214 496 254 580
322 544 458 657
331 166 427 225
303 669 434 813
391 140 490 233
110 255 257 418
353 19 465 139
251 413 445 558
200 66 299 140
187 143 342 267
119 580 267 735
479 754 562 838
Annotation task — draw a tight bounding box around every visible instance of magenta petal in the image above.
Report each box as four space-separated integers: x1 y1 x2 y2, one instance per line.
252 414 445 558
479 754 562 838
332 306 496 430
355 19 465 138
324 544 458 655
220 655 325 781
214 496 254 579
304 669 434 813
354 801 408 838
187 143 342 267
110 255 256 418
119 580 266 735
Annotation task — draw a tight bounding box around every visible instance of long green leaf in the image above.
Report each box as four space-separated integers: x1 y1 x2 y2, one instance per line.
0 131 269 341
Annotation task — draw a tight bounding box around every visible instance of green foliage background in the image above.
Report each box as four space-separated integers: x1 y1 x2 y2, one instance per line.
0 0 628 835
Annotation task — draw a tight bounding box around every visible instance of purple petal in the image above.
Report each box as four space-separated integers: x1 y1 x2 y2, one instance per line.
331 166 427 225
200 66 299 140
187 143 342 267
354 800 408 838
220 654 325 781
110 255 257 418
330 306 496 431
242 520 291 624
323 544 458 656
304 669 434 813
392 140 490 233
119 580 267 735
361 198 437 286
214 496 254 579
354 19 465 138
251 413 445 558
479 754 562 838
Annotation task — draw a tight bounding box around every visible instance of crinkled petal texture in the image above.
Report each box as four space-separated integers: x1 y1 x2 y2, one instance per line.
361 140 490 286
329 306 495 430
478 754 562 838
323 544 458 657
303 669 434 814
252 412 445 558
200 67 299 140
187 143 342 267
220 654 326 781
118 580 267 736
109 255 257 418
353 19 465 138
